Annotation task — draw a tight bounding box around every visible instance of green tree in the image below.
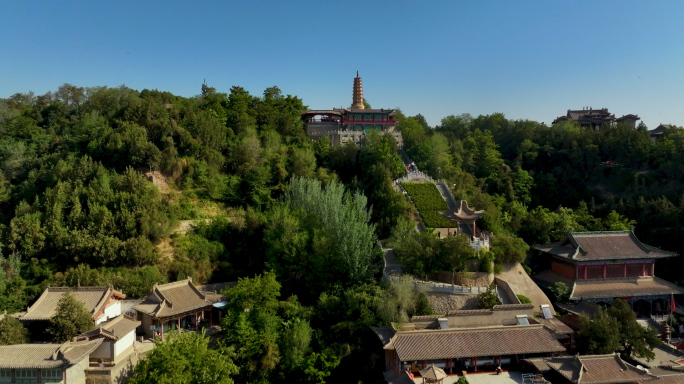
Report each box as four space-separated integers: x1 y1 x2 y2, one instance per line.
129 331 237 384
607 299 661 360
0 316 29 345
285 177 379 287
549 282 570 303
477 283 500 309
490 234 529 264
47 292 95 342
577 308 621 355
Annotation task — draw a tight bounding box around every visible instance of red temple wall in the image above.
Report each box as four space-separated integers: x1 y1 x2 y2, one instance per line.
551 261 575 278
575 262 653 279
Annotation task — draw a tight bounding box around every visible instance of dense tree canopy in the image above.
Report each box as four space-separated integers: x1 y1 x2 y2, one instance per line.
129 331 238 384
577 299 661 360
2 82 684 383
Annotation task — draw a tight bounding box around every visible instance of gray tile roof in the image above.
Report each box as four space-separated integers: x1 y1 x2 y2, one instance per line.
0 339 102 369
21 286 125 321
133 279 228 319
79 314 140 341
533 231 676 261
570 276 684 300
385 324 566 361
540 354 655 384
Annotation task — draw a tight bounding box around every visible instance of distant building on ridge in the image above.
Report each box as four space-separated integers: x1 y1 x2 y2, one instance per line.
648 123 675 142
301 72 403 146
552 107 640 130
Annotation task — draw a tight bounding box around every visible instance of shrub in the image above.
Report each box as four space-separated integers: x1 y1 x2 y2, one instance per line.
549 282 570 303
479 253 494 273
477 283 500 309
414 292 433 316
494 263 504 274
517 294 532 304
457 377 470 384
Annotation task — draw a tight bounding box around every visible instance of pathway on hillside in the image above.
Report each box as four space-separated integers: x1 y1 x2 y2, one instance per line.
497 263 556 315
496 285 514 304
382 246 403 280
436 182 457 211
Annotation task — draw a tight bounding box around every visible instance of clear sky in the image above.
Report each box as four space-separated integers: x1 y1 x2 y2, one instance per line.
2 1 683 128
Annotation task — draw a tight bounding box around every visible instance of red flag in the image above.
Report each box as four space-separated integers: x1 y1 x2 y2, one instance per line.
671 294 676 314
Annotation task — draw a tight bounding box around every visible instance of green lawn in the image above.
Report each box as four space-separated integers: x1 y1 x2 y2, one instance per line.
401 182 451 228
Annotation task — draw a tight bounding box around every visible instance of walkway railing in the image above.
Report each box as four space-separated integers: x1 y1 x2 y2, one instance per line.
393 170 439 185
413 280 488 294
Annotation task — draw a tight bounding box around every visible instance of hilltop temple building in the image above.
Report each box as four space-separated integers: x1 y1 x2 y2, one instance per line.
301 72 403 146
552 107 640 130
533 231 684 317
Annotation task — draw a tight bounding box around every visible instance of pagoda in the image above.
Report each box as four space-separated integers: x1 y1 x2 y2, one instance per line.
442 200 485 237
301 72 402 146
533 231 684 317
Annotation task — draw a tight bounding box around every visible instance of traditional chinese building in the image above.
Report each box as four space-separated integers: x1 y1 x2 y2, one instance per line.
0 339 103 384
133 278 230 340
524 353 674 384
533 231 684 317
552 107 640 130
649 124 675 142
21 286 126 340
372 304 567 376
301 72 402 146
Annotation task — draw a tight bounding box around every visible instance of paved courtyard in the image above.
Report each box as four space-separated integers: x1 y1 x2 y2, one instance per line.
410 372 526 384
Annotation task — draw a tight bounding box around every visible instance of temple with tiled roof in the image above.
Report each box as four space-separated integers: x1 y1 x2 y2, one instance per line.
533 231 684 317
553 107 640 130
0 339 103 383
372 304 568 375
22 286 125 325
133 278 230 340
301 72 402 146
524 353 681 384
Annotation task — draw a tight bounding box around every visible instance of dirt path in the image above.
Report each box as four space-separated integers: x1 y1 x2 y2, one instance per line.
497 263 556 315
145 171 173 194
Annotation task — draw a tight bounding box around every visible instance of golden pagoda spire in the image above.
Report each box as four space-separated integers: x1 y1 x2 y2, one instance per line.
351 71 365 111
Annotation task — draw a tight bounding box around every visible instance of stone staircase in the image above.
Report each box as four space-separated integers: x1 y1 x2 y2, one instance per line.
436 182 458 211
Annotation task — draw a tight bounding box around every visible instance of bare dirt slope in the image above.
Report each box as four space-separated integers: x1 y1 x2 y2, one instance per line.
145 171 172 194
497 263 556 315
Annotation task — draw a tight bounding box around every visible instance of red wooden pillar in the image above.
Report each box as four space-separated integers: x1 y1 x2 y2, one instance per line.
160 320 164 340
642 263 646 276
195 313 198 329
602 264 607 278
474 357 477 372
178 318 181 329
448 358 452 373
583 266 588 280
422 360 427 369
650 263 655 276
623 264 627 278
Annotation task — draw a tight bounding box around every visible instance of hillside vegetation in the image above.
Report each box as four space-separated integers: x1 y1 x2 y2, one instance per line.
1 83 683 383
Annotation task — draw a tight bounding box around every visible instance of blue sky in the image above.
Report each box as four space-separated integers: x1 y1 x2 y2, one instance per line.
2 1 683 128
